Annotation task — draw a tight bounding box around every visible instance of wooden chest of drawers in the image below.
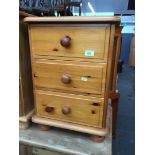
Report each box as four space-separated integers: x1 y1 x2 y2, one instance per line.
24 16 121 137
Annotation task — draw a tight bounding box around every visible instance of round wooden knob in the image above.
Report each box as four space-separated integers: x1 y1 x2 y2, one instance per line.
62 106 71 115
61 74 71 84
60 36 71 47
45 107 54 113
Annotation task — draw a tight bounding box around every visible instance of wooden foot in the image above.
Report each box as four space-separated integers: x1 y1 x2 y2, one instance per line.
90 135 105 143
32 115 108 136
39 124 50 131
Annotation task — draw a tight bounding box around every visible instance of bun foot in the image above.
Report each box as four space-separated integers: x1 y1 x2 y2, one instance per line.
90 135 105 143
38 125 50 131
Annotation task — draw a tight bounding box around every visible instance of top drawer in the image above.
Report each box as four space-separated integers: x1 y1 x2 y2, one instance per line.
29 25 110 60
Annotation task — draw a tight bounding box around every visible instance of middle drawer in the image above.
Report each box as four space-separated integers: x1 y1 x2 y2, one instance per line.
33 60 107 95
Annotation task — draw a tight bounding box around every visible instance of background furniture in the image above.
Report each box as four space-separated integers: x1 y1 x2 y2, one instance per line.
19 11 34 129
65 0 82 16
53 0 82 16
128 35 135 67
119 16 135 64
52 0 67 16
109 91 120 138
19 0 54 16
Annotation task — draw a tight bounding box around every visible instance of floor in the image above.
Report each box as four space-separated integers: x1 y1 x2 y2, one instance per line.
112 65 135 155
20 109 112 155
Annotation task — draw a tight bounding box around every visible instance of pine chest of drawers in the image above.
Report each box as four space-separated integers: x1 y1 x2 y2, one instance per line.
24 16 121 137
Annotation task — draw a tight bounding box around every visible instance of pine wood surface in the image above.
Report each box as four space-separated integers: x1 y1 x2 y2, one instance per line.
24 16 120 23
32 59 107 94
112 26 122 90
29 25 110 60
25 16 121 135
102 25 115 127
19 17 34 116
35 90 104 127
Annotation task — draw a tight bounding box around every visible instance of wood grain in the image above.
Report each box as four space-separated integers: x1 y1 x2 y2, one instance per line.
35 90 104 127
19 18 34 116
112 26 122 90
32 54 107 63
26 17 120 136
103 25 115 127
32 60 107 94
29 25 109 60
24 16 120 23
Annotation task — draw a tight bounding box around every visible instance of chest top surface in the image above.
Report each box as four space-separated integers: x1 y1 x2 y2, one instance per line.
24 16 120 24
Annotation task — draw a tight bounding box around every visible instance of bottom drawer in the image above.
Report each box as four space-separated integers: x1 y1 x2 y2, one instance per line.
35 90 104 128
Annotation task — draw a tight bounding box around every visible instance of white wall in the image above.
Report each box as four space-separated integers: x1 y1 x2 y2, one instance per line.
80 0 135 14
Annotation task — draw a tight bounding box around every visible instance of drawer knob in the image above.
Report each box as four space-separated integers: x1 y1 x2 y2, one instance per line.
45 107 54 113
61 74 71 84
60 36 71 47
62 106 71 115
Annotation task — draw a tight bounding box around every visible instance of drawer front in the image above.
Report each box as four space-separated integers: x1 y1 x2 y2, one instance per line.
29 25 110 60
33 60 107 94
35 90 104 127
